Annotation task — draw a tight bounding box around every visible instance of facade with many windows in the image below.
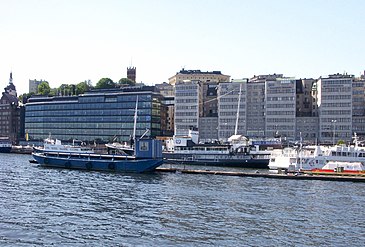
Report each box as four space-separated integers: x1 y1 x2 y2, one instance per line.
217 81 247 141
25 88 162 143
0 72 21 144
265 78 297 140
317 74 353 144
174 80 202 136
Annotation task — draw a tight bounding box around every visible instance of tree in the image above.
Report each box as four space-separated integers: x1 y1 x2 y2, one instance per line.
118 78 135 86
19 92 35 104
58 84 74 96
76 80 93 95
38 81 51 96
95 78 115 89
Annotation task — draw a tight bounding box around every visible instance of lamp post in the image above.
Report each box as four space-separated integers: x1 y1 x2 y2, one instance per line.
331 119 337 145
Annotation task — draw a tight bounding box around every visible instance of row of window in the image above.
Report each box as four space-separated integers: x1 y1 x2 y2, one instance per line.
321 110 351 115
266 104 295 108
266 97 295 101
27 102 153 111
321 95 351 100
266 111 295 115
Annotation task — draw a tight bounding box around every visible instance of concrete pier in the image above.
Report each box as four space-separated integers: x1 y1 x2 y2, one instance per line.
155 168 365 182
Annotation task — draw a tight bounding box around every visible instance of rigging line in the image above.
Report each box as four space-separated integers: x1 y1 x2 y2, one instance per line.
199 87 241 105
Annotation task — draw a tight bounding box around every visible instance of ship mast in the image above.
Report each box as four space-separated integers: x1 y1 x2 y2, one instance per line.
234 83 242 136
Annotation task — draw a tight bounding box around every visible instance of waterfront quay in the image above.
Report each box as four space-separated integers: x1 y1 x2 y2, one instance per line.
157 167 365 182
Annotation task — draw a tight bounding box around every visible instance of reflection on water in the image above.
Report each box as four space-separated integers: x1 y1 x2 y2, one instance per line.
1 153 364 246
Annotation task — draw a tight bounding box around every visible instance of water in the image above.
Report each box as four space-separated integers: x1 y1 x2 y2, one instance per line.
1 153 364 246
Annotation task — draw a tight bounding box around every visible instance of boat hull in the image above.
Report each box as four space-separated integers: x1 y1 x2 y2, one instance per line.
32 153 163 173
0 146 12 153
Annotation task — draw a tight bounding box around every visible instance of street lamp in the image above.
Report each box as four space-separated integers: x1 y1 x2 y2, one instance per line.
331 119 337 145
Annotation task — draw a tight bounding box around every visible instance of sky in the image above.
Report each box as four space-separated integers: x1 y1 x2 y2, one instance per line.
1 0 364 95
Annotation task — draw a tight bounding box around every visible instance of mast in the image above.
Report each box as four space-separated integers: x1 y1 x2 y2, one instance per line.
234 83 242 136
132 95 139 142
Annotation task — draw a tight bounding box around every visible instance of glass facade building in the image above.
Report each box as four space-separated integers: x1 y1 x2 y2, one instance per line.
25 89 162 143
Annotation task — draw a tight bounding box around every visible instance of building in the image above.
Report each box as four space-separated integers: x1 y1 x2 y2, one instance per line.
155 82 175 136
174 80 202 136
29 79 45 94
0 72 21 143
127 67 136 82
25 87 162 143
317 73 353 144
265 77 297 140
168 69 230 85
351 73 365 137
217 81 247 141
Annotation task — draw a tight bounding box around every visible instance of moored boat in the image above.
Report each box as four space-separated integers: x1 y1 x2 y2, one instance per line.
34 137 94 154
311 161 365 174
0 137 12 153
32 139 163 173
163 130 276 169
269 133 365 173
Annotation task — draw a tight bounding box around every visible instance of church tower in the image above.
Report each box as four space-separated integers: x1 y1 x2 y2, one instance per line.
127 67 136 82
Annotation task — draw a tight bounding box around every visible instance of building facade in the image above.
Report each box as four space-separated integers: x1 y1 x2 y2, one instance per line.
168 69 230 85
217 81 247 141
25 88 162 143
0 72 21 143
174 80 202 136
317 74 353 144
29 79 45 94
265 78 297 140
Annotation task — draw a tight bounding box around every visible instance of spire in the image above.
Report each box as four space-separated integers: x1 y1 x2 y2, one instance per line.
9 71 13 84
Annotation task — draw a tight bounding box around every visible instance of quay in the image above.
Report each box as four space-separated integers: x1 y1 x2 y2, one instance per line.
155 168 365 182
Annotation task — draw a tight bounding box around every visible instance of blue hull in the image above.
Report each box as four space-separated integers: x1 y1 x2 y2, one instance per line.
32 153 163 173
0 146 12 153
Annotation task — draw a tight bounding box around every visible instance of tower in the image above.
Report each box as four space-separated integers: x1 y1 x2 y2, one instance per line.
127 67 136 82
4 72 17 97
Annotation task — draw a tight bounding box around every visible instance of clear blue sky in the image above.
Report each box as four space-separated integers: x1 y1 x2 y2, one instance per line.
1 0 364 95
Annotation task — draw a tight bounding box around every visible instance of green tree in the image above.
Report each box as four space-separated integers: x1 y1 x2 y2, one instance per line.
76 80 93 95
58 84 76 96
38 81 51 96
95 78 115 89
19 92 35 103
118 78 135 86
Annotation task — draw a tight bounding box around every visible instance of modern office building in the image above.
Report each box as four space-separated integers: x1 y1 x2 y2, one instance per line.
0 72 21 143
317 73 353 144
246 75 280 137
217 81 247 141
155 82 175 136
265 77 296 140
25 87 162 143
174 80 202 136
168 69 230 85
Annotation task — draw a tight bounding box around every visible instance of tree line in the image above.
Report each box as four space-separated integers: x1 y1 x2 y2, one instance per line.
20 77 135 102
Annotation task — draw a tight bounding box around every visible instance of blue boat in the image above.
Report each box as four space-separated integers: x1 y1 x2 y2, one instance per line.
32 139 163 173
0 137 12 153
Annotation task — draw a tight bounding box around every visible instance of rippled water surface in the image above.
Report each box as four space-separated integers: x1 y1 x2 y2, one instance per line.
1 153 365 246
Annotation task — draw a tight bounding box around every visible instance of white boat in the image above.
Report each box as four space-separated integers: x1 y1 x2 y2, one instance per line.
34 137 94 154
269 133 365 173
314 161 365 173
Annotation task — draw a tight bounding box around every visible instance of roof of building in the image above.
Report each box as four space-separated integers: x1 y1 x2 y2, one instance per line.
1 92 19 105
4 83 16 92
177 69 224 75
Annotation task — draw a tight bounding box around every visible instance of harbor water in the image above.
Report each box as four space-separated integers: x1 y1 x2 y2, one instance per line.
1 153 364 246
